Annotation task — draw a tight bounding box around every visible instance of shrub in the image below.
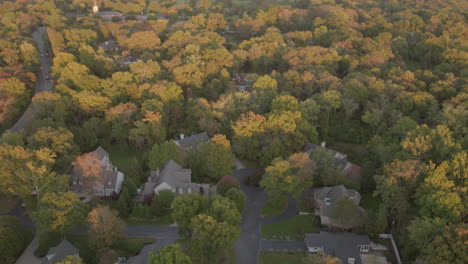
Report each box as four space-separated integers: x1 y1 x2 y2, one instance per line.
151 190 175 217
216 176 239 195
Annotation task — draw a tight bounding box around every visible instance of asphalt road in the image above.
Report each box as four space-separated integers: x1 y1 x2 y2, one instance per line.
8 26 53 133
233 168 268 264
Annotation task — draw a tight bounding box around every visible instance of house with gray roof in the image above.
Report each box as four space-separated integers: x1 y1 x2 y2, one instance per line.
313 185 365 228
305 232 370 264
71 146 124 198
303 142 361 181
174 132 210 150
140 160 215 201
42 239 79 264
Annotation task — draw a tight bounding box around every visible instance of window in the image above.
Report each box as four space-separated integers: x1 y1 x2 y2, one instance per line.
359 245 370 252
324 198 332 205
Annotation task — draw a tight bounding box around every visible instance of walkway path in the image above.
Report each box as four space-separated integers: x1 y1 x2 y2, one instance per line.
15 237 41 264
8 26 53 133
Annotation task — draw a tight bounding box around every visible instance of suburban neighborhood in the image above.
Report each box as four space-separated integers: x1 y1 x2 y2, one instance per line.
0 0 466 264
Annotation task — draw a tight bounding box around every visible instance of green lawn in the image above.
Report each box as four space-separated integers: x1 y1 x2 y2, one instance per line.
262 215 319 240
126 213 174 226
360 192 382 211
261 196 288 218
105 143 144 172
66 234 155 264
259 252 307 264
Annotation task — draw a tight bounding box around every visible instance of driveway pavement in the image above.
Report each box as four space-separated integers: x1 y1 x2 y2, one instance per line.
260 195 298 225
260 240 306 252
15 237 41 264
8 26 53 133
232 168 268 264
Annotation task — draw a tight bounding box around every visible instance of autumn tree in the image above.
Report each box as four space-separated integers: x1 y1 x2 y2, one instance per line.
87 205 126 251
72 152 105 194
32 192 87 235
56 256 84 264
190 214 240 263
420 224 468 264
0 145 68 202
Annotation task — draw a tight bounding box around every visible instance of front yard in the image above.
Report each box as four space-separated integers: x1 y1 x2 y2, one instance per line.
259 252 307 264
105 143 145 173
66 234 154 264
261 215 319 240
261 196 288 218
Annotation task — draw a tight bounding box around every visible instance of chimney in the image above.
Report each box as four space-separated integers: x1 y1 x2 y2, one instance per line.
321 141 326 148
180 133 185 139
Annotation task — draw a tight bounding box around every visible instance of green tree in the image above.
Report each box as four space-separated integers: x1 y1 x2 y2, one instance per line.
148 141 180 170
406 217 446 254
420 224 468 264
207 195 241 225
0 216 27 264
190 214 240 263
32 192 86 235
171 194 207 236
225 188 246 214
330 196 364 230
151 190 175 217
148 244 191 264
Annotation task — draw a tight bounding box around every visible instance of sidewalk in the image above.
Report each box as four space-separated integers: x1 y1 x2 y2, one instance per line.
15 237 41 264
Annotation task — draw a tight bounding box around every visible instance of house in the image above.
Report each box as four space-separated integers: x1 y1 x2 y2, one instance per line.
97 40 119 52
231 73 251 92
305 232 370 264
139 160 215 201
303 142 361 181
42 239 79 264
71 146 124 197
174 132 210 150
313 185 365 228
96 11 123 21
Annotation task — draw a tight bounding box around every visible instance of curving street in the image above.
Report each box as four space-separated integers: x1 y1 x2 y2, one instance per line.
8 26 53 133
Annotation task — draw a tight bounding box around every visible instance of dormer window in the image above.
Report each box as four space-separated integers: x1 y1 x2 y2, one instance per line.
359 245 370 252
324 198 332 205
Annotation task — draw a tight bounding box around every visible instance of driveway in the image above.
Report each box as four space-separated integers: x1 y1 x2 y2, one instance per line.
260 240 306 252
8 26 53 133
260 195 298 225
0 201 34 229
232 168 268 264
15 237 41 264
126 225 180 239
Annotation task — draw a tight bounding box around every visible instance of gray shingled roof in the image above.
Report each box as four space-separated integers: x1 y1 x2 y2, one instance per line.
92 146 109 161
313 185 361 218
41 239 79 264
303 143 349 169
305 232 369 264
175 132 210 149
157 160 192 188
